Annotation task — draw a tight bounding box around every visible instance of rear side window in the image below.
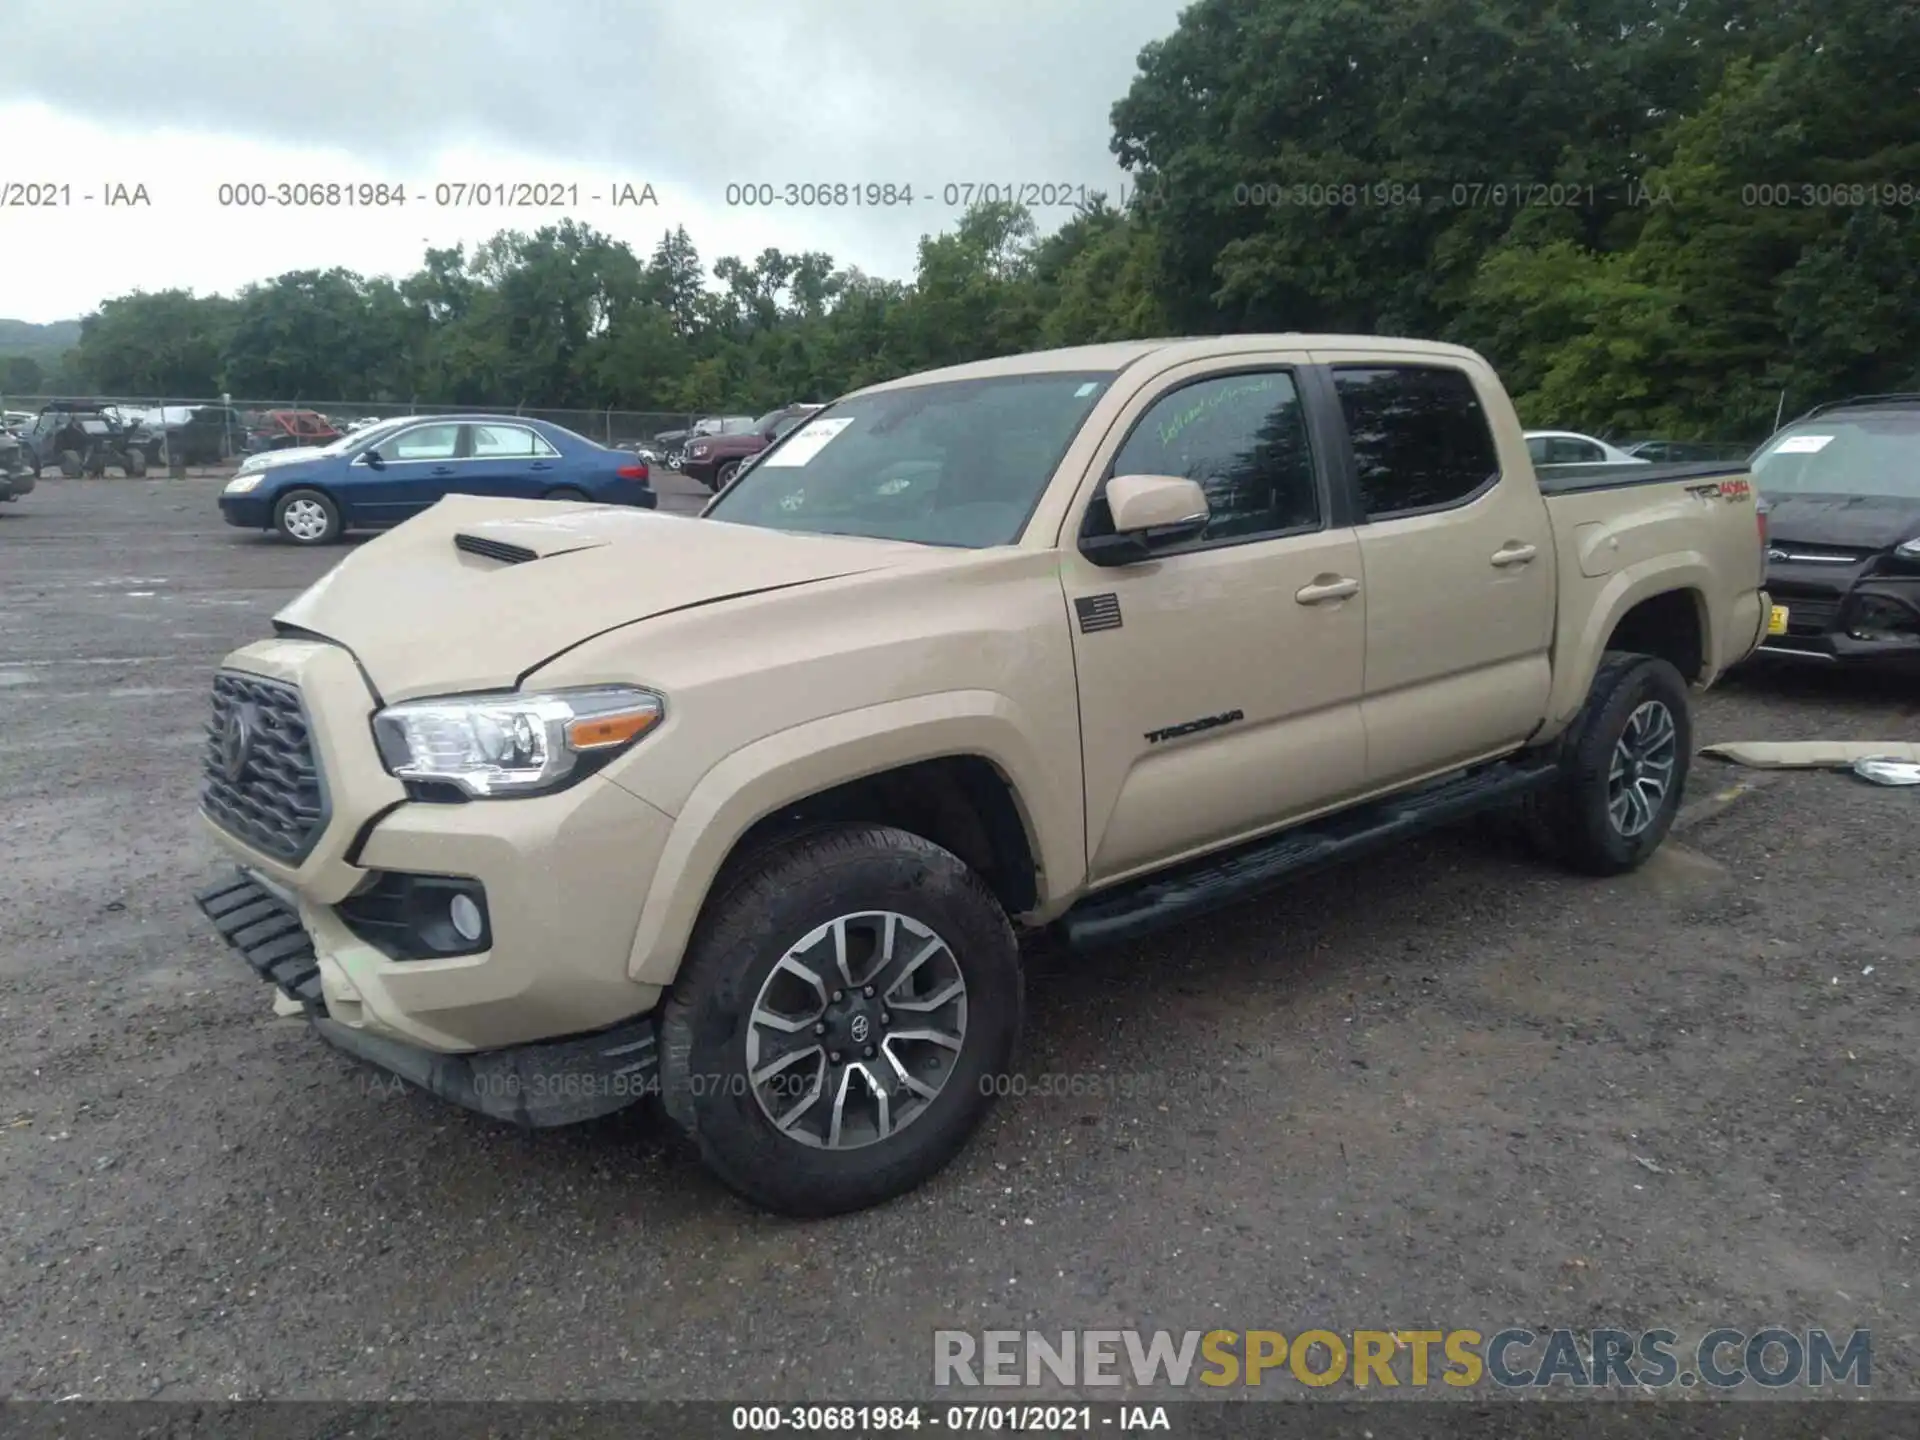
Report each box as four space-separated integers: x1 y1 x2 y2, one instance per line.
1334 366 1501 518
1096 370 1320 544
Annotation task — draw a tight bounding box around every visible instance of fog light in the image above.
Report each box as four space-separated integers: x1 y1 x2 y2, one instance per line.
449 892 484 943
1845 594 1919 642
336 872 491 960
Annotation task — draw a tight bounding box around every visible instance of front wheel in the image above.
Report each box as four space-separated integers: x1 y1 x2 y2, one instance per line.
59 449 84 478
712 460 740 491
1526 652 1693 875
659 823 1023 1217
273 488 343 545
122 449 147 478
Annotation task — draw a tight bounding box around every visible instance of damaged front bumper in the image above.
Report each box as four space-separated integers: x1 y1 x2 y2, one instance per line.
195 868 660 1127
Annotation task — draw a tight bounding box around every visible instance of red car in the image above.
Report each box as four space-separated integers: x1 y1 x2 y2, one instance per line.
250 409 342 452
679 403 823 490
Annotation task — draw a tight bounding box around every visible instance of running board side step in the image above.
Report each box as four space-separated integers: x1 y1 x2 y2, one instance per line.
1059 756 1561 950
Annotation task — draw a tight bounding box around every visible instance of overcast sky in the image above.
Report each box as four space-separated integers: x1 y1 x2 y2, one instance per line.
0 0 1186 324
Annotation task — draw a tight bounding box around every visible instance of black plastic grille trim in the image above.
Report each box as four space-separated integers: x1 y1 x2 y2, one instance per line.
202 670 328 863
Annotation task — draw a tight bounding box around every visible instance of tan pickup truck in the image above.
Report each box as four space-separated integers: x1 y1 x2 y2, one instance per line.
194 336 1769 1215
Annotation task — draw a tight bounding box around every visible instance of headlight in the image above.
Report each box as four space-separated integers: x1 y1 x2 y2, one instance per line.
224 474 263 493
1896 538 1920 560
371 686 664 798
690 442 710 457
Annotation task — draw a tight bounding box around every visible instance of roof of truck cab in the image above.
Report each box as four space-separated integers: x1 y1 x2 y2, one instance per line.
853 335 1486 393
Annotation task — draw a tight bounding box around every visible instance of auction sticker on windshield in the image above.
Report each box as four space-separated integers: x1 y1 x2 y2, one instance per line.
764 417 855 467
1773 434 1834 454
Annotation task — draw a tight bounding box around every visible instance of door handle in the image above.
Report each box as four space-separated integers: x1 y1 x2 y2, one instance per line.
1491 543 1538 567
531 461 552 471
431 465 455 476
1295 575 1360 605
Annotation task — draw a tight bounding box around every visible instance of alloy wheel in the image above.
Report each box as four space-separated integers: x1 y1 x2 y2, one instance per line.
744 911 968 1150
1607 700 1678 836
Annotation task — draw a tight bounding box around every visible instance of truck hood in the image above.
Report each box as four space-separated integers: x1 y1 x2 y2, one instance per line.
1762 492 1920 552
274 494 929 700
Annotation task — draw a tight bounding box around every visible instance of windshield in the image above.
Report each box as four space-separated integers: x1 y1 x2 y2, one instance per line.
1752 412 1920 500
707 372 1115 547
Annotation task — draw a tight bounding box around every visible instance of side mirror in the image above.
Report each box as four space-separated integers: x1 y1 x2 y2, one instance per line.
1081 474 1210 567
363 448 385 469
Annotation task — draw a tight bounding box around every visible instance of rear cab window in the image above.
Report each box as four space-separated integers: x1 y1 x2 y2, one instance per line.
1333 365 1501 518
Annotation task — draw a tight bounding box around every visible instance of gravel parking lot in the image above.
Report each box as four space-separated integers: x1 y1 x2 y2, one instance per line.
2 475 1915 1402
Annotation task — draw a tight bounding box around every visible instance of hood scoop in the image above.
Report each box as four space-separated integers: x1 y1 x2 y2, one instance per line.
454 533 539 565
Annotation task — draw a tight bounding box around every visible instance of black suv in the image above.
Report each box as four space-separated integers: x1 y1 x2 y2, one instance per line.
1751 394 1920 666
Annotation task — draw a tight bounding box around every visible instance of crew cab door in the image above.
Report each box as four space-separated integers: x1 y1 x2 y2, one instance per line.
1055 359 1369 885
1317 357 1555 786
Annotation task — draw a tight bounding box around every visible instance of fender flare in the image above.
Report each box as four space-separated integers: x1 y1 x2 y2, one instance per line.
624 690 1085 986
1546 554 1712 732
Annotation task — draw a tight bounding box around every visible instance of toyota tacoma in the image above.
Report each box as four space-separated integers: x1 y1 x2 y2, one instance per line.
194 336 1768 1216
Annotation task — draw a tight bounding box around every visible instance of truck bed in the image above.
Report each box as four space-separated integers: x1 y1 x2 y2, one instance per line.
1535 460 1749 495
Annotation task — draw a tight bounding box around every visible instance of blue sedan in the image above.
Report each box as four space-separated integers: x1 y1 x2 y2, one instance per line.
217 413 656 545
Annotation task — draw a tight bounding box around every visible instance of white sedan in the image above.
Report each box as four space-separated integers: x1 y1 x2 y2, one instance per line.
1524 430 1651 466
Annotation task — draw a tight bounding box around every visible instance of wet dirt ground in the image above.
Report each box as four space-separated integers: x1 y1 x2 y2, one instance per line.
1 476 1915 1402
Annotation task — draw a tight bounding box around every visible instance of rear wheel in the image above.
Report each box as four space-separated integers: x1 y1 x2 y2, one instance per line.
273 488 343 545
659 823 1023 1217
122 449 147 478
1526 652 1692 875
544 485 591 502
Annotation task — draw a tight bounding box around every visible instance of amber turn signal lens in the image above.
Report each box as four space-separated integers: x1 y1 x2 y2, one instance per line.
566 708 661 750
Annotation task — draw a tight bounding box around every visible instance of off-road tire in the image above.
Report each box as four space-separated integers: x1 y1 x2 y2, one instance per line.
659 823 1022 1217
58 449 83 478
1524 651 1693 876
273 487 343 545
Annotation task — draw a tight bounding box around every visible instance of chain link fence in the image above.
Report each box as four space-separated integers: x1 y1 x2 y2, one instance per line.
0 393 703 475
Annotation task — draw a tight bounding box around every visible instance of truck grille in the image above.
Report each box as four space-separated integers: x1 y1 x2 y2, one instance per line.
201 671 327 863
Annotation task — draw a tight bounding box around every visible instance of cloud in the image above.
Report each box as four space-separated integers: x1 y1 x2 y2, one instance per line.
0 0 1182 320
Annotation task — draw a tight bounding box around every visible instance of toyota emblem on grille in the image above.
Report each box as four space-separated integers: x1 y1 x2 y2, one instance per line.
850 1014 871 1044
220 702 259 783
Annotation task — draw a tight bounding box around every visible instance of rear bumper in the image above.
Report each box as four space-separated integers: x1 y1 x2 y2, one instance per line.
195 868 660 1126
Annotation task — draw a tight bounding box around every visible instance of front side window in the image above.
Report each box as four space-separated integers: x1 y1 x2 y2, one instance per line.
1090 370 1319 544
383 423 462 461
707 372 1114 548
1334 366 1500 517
